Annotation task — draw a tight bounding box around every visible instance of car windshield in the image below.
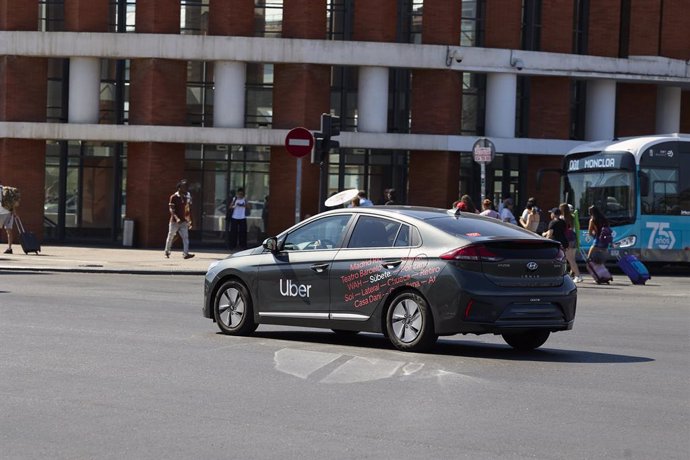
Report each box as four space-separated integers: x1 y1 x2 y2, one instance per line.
565 169 635 226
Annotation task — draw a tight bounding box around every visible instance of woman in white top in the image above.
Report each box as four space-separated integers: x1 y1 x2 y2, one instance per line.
227 188 252 250
479 198 500 219
519 203 540 232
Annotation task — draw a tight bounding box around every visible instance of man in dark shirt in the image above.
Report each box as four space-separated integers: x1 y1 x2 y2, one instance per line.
164 180 194 259
542 207 569 249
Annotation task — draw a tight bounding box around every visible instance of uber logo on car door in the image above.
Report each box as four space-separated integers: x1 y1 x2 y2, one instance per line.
280 279 312 298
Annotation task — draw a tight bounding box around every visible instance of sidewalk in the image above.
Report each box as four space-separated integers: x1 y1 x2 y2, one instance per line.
0 245 232 275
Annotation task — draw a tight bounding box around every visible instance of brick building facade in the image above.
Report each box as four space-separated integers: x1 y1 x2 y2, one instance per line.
1 0 688 248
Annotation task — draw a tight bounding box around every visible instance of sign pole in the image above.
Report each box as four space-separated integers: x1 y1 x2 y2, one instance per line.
295 157 302 224
480 163 486 203
472 137 496 205
284 127 315 223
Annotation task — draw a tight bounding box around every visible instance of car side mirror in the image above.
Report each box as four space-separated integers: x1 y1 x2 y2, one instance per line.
262 237 279 253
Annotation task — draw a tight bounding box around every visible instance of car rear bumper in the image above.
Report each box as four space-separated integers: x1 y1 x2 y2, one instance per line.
432 277 577 335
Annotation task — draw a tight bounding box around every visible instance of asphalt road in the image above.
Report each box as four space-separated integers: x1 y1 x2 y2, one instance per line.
1 272 688 459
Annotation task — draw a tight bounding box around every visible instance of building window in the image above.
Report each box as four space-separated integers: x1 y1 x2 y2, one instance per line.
187 61 212 126
39 0 64 32
256 0 283 37
44 141 122 241
572 0 589 54
108 1 137 32
185 145 270 244
521 0 541 51
327 0 352 41
462 73 485 136
246 63 274 128
181 0 209 35
409 0 423 44
461 0 484 47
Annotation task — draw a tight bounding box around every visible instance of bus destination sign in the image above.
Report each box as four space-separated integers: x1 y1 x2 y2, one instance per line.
566 153 623 172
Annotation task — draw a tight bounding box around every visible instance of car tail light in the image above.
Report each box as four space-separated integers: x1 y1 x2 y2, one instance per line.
556 247 566 262
440 244 503 262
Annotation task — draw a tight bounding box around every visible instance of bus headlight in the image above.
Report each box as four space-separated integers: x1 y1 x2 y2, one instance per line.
615 235 637 248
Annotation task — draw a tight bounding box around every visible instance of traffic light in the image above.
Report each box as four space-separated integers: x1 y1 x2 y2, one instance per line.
311 113 340 164
321 113 340 138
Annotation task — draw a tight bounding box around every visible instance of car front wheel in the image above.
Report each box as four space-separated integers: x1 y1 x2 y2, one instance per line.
214 280 257 336
386 292 437 352
502 330 550 350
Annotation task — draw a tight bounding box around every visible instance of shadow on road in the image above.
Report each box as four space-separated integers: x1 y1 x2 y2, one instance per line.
249 330 654 364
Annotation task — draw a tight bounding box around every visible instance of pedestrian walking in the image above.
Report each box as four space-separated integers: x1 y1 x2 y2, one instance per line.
384 188 398 205
543 207 570 252
559 203 582 282
227 187 251 250
519 203 540 232
164 179 195 259
454 195 478 213
0 182 19 254
499 197 517 225
479 198 500 219
587 205 611 261
357 191 373 207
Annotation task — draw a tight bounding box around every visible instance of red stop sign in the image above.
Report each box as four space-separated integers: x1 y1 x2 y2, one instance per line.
285 127 315 158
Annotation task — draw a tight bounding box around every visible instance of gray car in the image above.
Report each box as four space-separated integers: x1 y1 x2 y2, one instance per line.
203 207 577 352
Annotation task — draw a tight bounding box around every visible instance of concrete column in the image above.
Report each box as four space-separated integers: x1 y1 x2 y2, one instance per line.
585 80 616 141
485 73 517 138
213 61 247 128
357 66 388 133
68 57 101 124
656 86 681 134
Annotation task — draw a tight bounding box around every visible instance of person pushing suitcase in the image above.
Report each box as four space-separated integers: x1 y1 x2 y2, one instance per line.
0 182 19 254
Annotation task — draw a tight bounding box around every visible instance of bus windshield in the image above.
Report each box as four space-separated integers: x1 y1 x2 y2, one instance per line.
565 169 635 226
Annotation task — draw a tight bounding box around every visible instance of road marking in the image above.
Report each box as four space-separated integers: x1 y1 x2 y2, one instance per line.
273 348 436 384
320 356 405 384
274 348 341 379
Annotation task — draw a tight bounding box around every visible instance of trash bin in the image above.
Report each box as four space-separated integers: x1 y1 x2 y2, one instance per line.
123 218 134 247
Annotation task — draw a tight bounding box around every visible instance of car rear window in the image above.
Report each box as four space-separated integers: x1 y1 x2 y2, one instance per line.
426 215 536 239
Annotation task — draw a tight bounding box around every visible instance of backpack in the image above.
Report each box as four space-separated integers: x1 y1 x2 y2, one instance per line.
1 186 20 211
535 207 549 234
598 226 613 248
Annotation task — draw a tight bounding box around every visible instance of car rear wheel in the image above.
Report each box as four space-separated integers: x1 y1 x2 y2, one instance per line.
386 292 437 352
214 280 257 336
502 330 550 350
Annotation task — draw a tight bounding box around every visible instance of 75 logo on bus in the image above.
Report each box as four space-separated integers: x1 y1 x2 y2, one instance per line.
646 222 676 249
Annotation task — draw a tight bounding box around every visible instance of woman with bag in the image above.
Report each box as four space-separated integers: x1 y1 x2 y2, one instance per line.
587 205 611 261
559 203 582 282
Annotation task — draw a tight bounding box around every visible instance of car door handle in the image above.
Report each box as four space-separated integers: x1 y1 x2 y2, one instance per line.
310 263 329 273
381 260 402 269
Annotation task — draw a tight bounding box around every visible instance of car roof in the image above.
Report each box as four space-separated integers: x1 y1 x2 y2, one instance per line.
314 205 541 243
322 205 451 221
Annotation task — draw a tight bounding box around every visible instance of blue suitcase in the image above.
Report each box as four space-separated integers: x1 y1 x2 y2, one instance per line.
617 254 650 285
15 216 41 255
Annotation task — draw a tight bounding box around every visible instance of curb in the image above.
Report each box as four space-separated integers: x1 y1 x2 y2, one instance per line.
0 266 206 275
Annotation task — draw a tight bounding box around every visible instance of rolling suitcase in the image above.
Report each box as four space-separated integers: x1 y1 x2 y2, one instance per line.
14 216 41 255
580 249 612 284
617 254 650 285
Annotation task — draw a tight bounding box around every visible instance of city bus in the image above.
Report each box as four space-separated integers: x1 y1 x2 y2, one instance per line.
561 134 689 264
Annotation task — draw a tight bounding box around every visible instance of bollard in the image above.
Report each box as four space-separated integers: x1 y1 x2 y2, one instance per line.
123 218 134 247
